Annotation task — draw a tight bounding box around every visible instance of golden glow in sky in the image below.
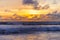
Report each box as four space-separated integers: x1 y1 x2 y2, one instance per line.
0 0 60 22
0 0 59 15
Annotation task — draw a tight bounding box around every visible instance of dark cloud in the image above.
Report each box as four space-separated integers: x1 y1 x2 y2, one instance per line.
23 0 34 4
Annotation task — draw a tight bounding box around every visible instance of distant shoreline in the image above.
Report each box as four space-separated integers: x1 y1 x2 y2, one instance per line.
0 22 60 25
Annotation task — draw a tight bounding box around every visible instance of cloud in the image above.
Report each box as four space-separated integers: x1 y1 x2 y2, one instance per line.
23 0 34 4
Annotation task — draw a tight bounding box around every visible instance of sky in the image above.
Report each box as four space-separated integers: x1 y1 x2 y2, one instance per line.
0 0 60 9
0 0 21 9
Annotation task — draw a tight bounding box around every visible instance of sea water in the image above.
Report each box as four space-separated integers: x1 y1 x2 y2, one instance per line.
0 25 59 40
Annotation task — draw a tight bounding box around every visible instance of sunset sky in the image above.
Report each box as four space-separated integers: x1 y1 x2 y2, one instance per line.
0 0 60 22
0 0 60 9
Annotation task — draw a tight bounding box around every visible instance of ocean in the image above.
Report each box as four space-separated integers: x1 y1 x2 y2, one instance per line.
0 25 59 40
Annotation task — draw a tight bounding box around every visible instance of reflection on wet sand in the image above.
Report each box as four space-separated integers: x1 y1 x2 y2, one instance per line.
0 32 60 40
0 32 48 40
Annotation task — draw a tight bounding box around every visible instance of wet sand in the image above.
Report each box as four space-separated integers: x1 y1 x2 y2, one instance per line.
0 32 60 40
